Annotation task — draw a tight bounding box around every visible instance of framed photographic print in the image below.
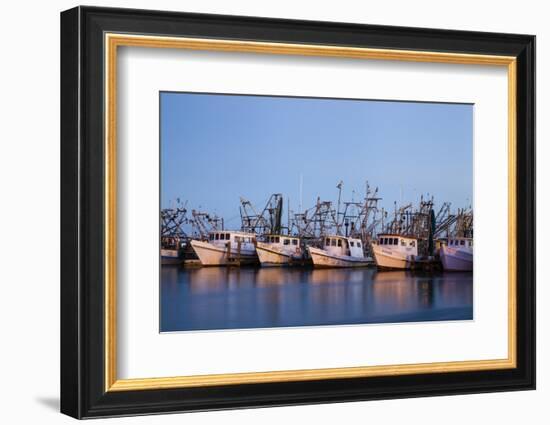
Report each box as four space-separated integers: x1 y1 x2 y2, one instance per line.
60 6 535 419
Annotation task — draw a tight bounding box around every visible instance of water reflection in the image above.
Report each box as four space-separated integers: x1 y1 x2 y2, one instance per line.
161 267 473 332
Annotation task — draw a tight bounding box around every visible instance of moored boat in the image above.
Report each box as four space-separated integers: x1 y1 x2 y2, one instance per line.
255 235 308 266
308 235 371 268
190 231 258 266
161 237 185 265
372 234 420 270
440 237 473 271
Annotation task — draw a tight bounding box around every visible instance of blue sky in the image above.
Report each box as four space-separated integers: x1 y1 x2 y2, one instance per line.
161 92 472 229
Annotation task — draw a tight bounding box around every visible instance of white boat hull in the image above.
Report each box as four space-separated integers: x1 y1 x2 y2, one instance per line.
190 240 258 266
255 242 304 266
372 245 415 270
440 246 473 271
161 249 183 265
308 246 371 268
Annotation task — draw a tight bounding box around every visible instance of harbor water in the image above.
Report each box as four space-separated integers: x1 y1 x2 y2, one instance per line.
160 267 473 332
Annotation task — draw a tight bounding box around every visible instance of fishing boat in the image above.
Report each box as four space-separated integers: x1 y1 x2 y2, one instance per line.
440 237 473 271
307 235 371 268
190 231 258 266
371 234 421 270
255 235 308 266
161 237 185 265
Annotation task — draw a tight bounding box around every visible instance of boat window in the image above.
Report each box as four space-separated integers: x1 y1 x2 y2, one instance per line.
283 239 290 245
331 239 337 246
468 241 472 247
401 239 406 246
337 239 342 247
350 241 354 247
209 234 214 241
393 238 398 245
357 242 361 248
410 241 415 247
275 236 280 243
383 238 387 245
460 240 465 246
326 238 331 246
292 239 298 245
215 233 219 240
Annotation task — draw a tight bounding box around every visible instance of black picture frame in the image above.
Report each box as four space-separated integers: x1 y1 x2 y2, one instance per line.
61 5 535 419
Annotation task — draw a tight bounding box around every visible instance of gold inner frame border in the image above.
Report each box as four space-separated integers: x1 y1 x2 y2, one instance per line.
104 33 517 392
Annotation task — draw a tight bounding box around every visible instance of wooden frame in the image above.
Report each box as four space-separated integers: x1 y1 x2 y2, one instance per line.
61 5 535 419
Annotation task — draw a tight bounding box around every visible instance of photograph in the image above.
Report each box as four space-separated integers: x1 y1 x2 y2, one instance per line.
159 92 474 332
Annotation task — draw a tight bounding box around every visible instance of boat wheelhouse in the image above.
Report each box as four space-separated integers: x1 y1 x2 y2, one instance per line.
255 234 307 266
440 237 473 271
307 235 371 268
190 231 258 266
371 234 419 270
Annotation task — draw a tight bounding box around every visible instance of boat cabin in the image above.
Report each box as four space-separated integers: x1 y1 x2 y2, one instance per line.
208 231 256 246
447 237 473 248
263 235 300 247
323 236 364 258
376 234 418 256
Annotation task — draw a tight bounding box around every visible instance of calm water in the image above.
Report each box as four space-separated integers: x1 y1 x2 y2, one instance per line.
160 267 473 332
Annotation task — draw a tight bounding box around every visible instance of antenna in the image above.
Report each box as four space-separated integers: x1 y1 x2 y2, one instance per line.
299 173 303 213
336 180 343 234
